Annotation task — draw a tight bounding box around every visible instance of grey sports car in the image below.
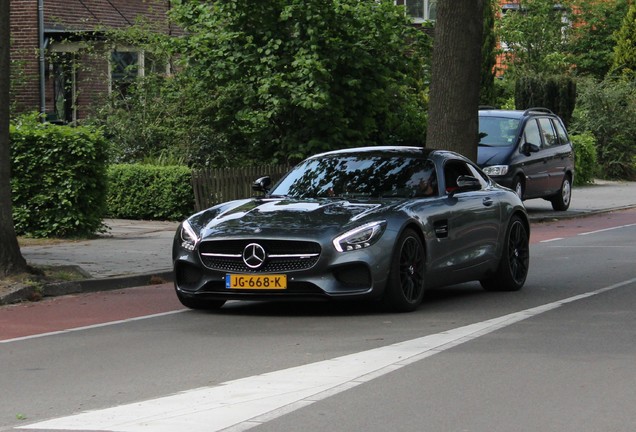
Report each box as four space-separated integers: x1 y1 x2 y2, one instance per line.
173 146 530 312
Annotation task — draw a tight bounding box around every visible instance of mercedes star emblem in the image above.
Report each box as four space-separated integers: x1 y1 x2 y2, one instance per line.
242 243 267 269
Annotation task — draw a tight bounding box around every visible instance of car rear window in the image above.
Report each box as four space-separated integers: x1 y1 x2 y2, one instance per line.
478 117 521 147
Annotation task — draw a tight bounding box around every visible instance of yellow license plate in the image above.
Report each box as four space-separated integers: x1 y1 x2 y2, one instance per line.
225 274 287 290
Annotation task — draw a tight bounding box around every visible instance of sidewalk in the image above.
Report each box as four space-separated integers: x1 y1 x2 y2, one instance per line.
2 180 636 304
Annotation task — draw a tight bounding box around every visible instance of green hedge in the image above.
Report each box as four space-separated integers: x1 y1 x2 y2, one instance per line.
10 116 108 238
571 132 598 186
107 164 194 221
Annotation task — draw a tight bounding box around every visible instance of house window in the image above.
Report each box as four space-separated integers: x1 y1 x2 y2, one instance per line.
111 50 139 97
47 44 80 124
404 0 437 22
110 50 170 97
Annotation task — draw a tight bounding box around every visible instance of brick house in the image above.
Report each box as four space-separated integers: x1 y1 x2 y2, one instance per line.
9 0 174 123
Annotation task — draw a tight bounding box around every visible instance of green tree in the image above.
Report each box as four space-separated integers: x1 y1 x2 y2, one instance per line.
168 0 432 165
480 0 498 105
568 0 628 79
610 2 636 78
497 0 573 77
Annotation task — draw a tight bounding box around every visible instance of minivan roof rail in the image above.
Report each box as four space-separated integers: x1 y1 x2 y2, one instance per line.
478 105 497 110
523 107 554 115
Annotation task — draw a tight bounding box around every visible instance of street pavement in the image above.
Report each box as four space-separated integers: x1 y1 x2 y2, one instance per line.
2 179 636 304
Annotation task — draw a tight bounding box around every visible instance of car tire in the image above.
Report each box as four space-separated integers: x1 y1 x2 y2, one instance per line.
480 215 529 292
383 228 426 312
550 175 572 211
176 291 226 310
511 176 524 199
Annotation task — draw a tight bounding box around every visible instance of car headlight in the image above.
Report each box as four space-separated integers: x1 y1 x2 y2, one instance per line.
483 165 509 176
333 221 387 252
180 220 200 251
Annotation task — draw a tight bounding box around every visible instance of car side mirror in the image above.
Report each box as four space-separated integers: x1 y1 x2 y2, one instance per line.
450 175 481 197
252 176 272 193
521 142 540 155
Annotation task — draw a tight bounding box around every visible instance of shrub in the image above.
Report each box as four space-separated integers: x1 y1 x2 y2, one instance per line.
10 115 108 238
571 78 636 180
570 132 598 186
107 164 194 221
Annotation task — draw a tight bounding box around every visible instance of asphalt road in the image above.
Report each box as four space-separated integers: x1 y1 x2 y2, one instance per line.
1 209 635 432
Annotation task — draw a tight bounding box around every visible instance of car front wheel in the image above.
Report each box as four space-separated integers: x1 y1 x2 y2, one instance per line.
383 229 426 312
550 175 572 211
480 215 529 292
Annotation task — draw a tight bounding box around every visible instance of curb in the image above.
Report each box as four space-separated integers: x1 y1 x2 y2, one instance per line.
527 204 636 223
0 270 173 306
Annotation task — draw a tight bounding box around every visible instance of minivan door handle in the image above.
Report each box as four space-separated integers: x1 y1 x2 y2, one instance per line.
482 197 493 207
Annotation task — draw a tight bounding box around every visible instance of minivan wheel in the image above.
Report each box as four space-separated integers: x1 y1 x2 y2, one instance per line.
511 176 524 199
550 175 572 211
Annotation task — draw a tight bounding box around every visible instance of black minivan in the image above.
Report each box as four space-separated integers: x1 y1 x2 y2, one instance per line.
478 107 575 211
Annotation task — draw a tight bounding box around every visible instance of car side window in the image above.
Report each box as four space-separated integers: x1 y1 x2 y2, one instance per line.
522 119 542 148
443 160 473 194
466 164 489 189
552 119 570 145
538 118 558 148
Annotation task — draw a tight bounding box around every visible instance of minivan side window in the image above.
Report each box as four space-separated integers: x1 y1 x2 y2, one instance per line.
522 119 542 148
552 119 569 146
538 118 558 148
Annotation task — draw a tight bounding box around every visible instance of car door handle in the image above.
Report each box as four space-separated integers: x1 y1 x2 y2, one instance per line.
482 197 494 207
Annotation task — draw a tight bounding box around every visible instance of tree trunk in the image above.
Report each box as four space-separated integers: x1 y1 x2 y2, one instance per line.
426 0 484 162
0 0 28 277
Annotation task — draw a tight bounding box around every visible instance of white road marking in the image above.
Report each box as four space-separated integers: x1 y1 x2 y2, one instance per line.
540 237 564 243
578 223 636 236
0 310 187 344
20 277 636 432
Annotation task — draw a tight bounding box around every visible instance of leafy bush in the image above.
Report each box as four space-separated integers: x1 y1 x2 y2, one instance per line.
10 114 108 238
107 164 194 221
571 78 636 180
570 132 597 186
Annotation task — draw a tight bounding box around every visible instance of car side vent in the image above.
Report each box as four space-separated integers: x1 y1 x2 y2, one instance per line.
433 220 449 238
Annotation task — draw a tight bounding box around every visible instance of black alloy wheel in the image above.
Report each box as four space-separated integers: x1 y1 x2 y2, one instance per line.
481 216 529 292
384 228 426 312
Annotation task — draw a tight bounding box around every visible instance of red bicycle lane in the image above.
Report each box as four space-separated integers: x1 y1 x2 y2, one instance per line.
0 283 184 342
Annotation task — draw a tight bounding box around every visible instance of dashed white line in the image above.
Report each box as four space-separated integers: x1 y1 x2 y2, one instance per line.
578 223 636 236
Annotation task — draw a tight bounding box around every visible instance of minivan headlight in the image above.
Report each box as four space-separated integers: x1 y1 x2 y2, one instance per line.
483 165 509 176
333 221 387 252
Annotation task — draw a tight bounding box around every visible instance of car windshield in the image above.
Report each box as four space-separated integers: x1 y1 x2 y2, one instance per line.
271 154 437 199
479 117 521 147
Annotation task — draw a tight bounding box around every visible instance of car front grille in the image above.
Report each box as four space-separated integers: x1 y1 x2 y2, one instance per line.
198 239 321 273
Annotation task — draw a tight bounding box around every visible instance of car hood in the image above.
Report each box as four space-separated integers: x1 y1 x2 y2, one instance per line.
477 146 513 167
189 198 389 240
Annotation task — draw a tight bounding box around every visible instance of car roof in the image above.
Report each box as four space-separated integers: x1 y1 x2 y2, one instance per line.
479 107 556 119
310 146 435 159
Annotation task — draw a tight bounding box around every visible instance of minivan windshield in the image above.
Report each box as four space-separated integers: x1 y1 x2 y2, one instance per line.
478 117 521 147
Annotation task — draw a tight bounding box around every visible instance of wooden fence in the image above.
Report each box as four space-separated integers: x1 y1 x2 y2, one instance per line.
191 165 291 211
